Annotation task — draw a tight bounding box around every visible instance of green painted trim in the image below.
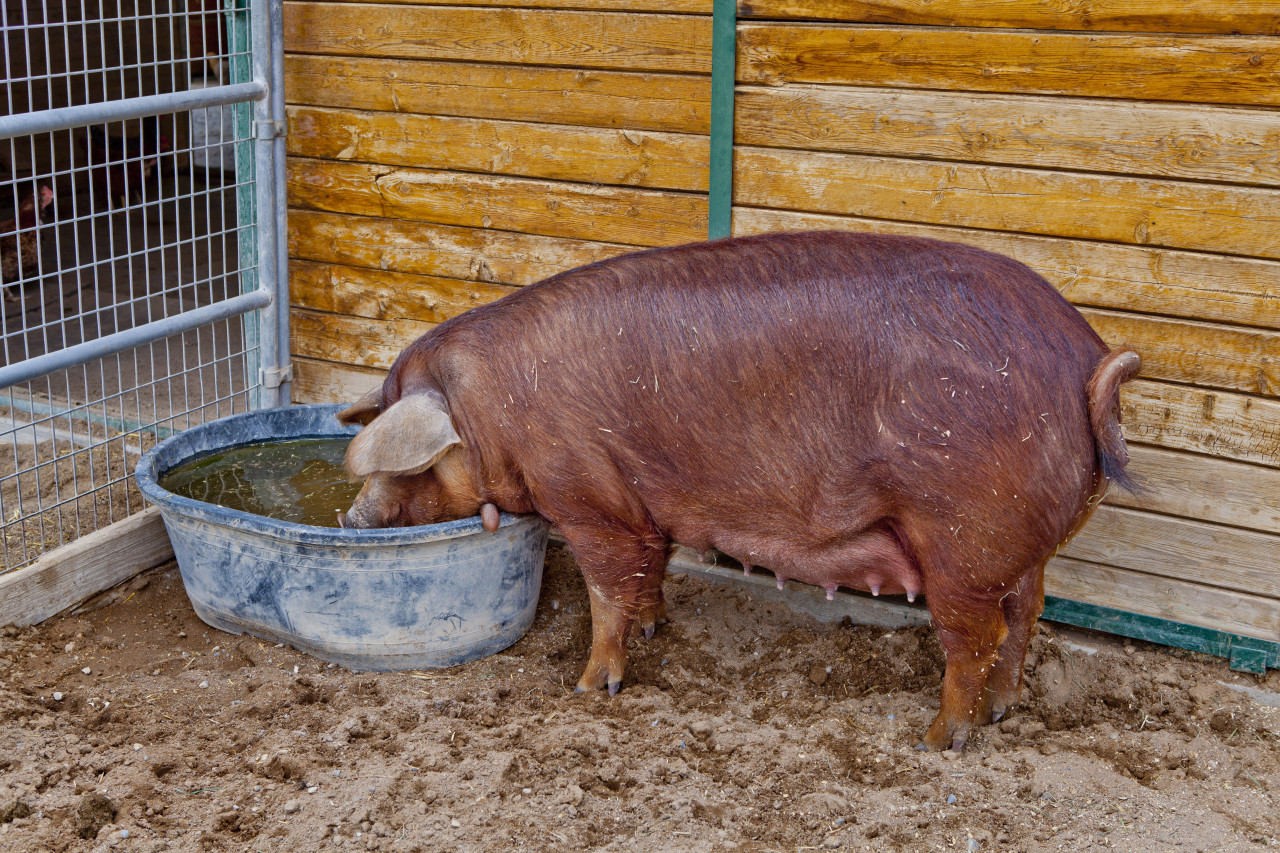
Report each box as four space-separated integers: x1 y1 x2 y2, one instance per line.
708 0 736 240
1043 596 1279 673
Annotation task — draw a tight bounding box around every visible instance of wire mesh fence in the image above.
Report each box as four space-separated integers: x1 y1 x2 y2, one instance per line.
1 0 282 574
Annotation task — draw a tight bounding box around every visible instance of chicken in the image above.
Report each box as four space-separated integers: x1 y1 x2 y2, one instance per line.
83 115 172 207
1 184 54 295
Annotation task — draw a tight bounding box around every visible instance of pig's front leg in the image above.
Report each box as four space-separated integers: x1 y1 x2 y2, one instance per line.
561 523 671 696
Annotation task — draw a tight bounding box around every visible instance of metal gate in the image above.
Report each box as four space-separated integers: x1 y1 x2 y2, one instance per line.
0 0 288 574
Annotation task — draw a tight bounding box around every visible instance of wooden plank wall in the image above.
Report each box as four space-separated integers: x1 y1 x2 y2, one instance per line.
283 1 1280 648
282 0 715 400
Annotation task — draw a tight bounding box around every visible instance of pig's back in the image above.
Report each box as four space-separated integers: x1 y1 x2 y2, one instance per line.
433 231 1108 564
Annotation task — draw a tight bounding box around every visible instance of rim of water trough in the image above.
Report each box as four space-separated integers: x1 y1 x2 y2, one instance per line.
134 402 536 549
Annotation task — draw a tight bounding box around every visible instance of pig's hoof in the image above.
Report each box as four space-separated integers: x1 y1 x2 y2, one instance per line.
915 739 967 754
607 679 622 697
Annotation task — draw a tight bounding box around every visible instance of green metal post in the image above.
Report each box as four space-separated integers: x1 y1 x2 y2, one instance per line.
708 0 736 240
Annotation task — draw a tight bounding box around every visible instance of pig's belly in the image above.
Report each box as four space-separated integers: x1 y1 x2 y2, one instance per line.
691 525 924 600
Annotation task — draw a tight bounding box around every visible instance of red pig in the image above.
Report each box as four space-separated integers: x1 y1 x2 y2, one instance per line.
336 231 1140 751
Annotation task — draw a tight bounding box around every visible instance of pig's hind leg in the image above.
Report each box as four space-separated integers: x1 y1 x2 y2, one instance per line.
562 523 671 696
975 560 1046 726
920 592 1010 752
632 575 669 641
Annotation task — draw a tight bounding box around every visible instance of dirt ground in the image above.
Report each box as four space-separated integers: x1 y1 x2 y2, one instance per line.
1 543 1278 852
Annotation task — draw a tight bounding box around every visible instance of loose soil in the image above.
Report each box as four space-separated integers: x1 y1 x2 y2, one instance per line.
1 544 1277 852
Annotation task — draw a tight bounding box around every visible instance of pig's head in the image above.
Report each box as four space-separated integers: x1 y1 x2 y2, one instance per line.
335 387 500 532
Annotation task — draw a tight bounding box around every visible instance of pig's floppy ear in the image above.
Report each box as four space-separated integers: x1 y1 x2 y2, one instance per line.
345 393 462 477
336 385 383 426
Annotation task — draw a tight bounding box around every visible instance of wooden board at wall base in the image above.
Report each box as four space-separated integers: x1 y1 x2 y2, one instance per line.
1063 504 1280 599
0 507 174 627
283 56 711 135
733 207 1280 330
1045 556 1280 645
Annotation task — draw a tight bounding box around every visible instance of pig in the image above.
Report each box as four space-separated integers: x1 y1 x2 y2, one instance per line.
336 231 1140 751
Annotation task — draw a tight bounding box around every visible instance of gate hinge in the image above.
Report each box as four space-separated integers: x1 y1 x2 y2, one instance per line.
262 363 294 389
255 118 287 140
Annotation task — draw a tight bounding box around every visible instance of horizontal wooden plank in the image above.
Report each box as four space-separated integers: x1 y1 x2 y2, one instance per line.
736 85 1280 188
284 4 712 74
738 0 1280 35
283 56 711 135
733 146 1280 259
1108 444 1280 536
289 210 631 285
1122 379 1280 469
1081 308 1280 398
1046 556 1280 644
733 206 1280 330
333 0 711 11
738 25 1280 107
292 259 516 324
0 507 173 627
287 106 709 192
292 357 386 406
287 158 709 247
292 307 432 370
1064 504 1280 598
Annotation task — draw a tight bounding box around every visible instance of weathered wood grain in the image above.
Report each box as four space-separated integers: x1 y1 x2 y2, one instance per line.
292 259 517 323
1122 380 1280 469
733 147 1280 259
734 207 1280 330
288 210 632 285
1108 444 1280 536
0 507 173 627
292 357 387 406
1064 505 1280 598
737 25 1280 107
334 0 712 11
284 4 712 74
736 85 1280 187
287 106 709 192
1081 308 1280 398
292 307 432 370
288 158 709 247
1046 556 1280 643
738 0 1280 35
283 56 711 134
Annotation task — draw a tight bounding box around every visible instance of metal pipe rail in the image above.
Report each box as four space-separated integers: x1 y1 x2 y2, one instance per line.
0 83 268 141
0 289 273 390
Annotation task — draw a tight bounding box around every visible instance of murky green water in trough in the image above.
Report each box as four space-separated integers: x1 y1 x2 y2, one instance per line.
159 438 362 527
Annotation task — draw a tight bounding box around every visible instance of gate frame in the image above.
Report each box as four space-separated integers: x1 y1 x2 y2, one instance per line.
0 0 290 625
